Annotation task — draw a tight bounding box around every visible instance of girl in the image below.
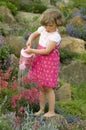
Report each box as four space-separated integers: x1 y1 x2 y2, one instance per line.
25 8 64 118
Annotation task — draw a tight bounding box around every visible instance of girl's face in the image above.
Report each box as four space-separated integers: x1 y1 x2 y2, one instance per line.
44 23 57 33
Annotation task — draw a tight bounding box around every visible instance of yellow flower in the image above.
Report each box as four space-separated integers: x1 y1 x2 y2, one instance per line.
59 3 65 9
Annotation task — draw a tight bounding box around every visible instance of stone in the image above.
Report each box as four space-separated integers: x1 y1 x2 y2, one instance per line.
0 6 16 23
43 114 68 129
59 61 86 85
60 36 85 53
55 83 71 100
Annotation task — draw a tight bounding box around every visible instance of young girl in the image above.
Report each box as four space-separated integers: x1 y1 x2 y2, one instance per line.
25 8 64 118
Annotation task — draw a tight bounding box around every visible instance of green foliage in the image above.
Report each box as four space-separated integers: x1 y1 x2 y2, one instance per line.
57 99 86 119
6 2 17 15
0 44 11 70
80 53 86 63
75 52 86 64
59 6 73 24
0 41 14 70
56 1 74 24
20 105 67 130
56 82 86 119
58 26 66 34
59 48 79 64
19 2 47 13
72 83 86 100
70 0 86 8
0 14 4 22
0 86 17 113
0 1 17 15
0 116 12 130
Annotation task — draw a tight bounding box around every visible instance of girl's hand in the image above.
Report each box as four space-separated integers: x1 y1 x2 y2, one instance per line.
26 41 31 47
25 47 33 54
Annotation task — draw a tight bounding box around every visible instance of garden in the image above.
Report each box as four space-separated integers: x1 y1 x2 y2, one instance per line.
0 0 86 129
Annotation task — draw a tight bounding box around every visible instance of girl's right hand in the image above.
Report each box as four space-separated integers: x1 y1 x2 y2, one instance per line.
26 41 31 47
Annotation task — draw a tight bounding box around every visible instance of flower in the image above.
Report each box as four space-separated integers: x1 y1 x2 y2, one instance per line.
32 121 39 130
66 23 86 41
10 87 39 116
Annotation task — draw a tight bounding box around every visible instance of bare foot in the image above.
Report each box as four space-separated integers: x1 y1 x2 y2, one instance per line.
43 112 56 118
34 110 44 116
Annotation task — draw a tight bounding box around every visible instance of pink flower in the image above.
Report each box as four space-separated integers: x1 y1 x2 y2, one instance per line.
10 95 18 104
15 115 20 126
18 106 24 115
20 74 28 86
1 80 8 88
32 121 39 130
11 81 17 90
3 72 10 80
11 103 16 108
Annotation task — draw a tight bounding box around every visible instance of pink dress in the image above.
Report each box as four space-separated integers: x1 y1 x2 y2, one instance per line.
28 26 61 88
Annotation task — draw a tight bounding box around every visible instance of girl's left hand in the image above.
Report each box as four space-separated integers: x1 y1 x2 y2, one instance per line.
25 47 33 54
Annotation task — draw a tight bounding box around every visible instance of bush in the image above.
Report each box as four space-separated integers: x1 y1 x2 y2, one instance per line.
0 44 11 70
57 1 73 24
0 116 13 130
71 0 86 8
66 23 86 41
73 8 86 20
0 14 4 22
0 1 17 15
56 82 86 120
19 2 47 13
59 48 79 64
66 8 86 41
0 37 14 70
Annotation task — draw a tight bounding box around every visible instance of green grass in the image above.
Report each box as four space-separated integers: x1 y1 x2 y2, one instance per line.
78 53 86 63
55 82 86 119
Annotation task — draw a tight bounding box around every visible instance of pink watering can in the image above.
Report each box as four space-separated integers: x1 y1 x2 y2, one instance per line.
19 48 34 70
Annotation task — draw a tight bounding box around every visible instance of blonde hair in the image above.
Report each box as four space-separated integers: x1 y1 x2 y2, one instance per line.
40 8 64 27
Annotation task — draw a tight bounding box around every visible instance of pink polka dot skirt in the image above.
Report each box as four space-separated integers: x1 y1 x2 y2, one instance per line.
28 44 60 88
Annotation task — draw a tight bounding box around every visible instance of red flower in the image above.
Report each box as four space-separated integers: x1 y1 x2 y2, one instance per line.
18 106 24 115
11 81 18 90
32 121 39 130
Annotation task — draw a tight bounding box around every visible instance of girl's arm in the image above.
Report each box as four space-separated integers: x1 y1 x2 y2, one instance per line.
26 31 40 46
25 41 56 55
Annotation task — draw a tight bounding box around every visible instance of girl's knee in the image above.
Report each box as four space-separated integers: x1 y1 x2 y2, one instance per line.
45 87 53 93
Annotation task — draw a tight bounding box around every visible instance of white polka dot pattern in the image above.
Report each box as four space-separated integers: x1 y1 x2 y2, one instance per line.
28 44 60 88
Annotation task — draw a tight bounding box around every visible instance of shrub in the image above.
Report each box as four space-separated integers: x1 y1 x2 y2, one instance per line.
0 67 39 115
6 2 17 15
0 14 4 22
70 0 86 8
0 43 11 70
66 23 86 41
66 8 86 41
0 1 17 15
73 8 86 20
72 83 86 100
10 87 39 116
0 37 14 70
0 116 13 130
0 67 18 113
59 48 79 64
57 2 73 24
19 2 47 13
56 82 86 120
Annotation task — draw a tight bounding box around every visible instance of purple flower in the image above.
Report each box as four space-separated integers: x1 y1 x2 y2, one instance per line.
73 8 86 20
66 23 86 41
0 37 4 45
3 59 7 65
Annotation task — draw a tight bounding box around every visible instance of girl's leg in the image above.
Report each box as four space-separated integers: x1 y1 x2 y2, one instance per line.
34 88 46 116
43 87 56 117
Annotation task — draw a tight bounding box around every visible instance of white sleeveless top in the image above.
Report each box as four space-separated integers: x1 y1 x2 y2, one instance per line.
37 26 61 47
